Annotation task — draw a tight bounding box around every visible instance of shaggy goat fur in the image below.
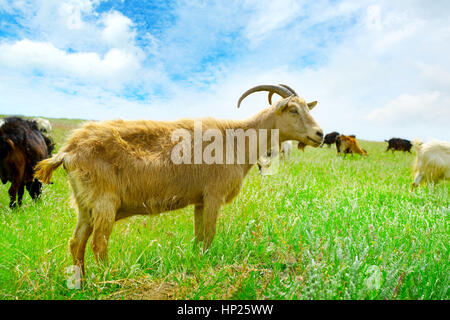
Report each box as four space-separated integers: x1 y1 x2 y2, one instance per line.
35 91 323 273
411 139 450 190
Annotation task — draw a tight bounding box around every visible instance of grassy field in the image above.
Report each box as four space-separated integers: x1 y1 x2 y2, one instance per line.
0 117 448 300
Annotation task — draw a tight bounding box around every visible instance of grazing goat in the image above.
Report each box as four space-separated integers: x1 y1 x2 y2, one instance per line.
385 138 412 153
336 134 367 157
297 141 307 151
411 139 450 190
0 117 52 207
257 140 294 175
32 118 55 153
32 118 52 133
280 140 294 160
321 131 340 148
35 84 323 273
256 151 275 175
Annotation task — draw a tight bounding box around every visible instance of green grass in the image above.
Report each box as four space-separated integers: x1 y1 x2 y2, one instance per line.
0 118 448 300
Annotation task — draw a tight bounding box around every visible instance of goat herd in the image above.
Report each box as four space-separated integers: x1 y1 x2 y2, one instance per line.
1 84 449 274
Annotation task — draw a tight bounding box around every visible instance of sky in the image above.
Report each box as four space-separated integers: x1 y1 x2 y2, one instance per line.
0 0 449 141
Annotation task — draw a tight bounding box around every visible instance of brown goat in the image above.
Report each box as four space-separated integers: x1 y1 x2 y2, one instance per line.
35 84 323 274
336 134 367 157
1 117 51 207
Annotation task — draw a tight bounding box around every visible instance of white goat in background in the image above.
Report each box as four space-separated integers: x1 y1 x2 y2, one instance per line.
33 118 52 133
411 139 450 190
280 140 293 161
257 140 295 175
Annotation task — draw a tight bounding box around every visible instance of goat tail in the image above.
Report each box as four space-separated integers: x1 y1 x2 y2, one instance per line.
34 152 66 184
412 138 423 151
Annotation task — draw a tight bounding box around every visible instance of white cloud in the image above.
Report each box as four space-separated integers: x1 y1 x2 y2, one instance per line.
366 92 450 125
0 39 141 88
0 71 153 120
59 0 98 30
101 11 135 48
243 0 302 46
0 1 148 91
366 5 382 30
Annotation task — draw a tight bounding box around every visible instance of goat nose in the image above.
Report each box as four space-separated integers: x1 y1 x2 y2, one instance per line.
316 130 323 138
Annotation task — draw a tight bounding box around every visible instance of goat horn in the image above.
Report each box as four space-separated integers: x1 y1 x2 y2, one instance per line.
237 85 293 108
268 84 298 105
279 84 298 96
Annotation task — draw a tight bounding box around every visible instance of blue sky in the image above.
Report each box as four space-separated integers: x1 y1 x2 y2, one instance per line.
0 0 449 141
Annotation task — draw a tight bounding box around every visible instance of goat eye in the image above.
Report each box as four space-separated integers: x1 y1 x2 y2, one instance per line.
290 109 299 114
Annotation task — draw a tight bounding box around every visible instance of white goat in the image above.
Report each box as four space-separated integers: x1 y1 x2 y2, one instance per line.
257 140 295 175
411 139 450 190
33 118 52 133
280 140 293 161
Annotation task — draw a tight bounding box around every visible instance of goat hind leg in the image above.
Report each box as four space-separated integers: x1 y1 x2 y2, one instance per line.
28 179 42 200
90 196 118 264
69 208 93 275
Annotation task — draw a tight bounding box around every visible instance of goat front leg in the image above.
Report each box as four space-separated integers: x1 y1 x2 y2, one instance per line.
17 183 25 206
202 197 222 250
194 204 204 243
411 172 423 191
8 182 18 208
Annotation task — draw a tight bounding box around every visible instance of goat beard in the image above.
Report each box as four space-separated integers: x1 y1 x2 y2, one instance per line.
298 142 307 151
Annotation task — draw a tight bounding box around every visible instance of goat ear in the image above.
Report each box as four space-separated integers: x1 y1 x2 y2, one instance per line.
307 101 318 110
275 96 293 113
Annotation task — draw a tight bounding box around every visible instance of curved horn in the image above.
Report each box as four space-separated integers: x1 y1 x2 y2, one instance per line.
279 84 298 96
268 84 298 104
237 85 293 108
